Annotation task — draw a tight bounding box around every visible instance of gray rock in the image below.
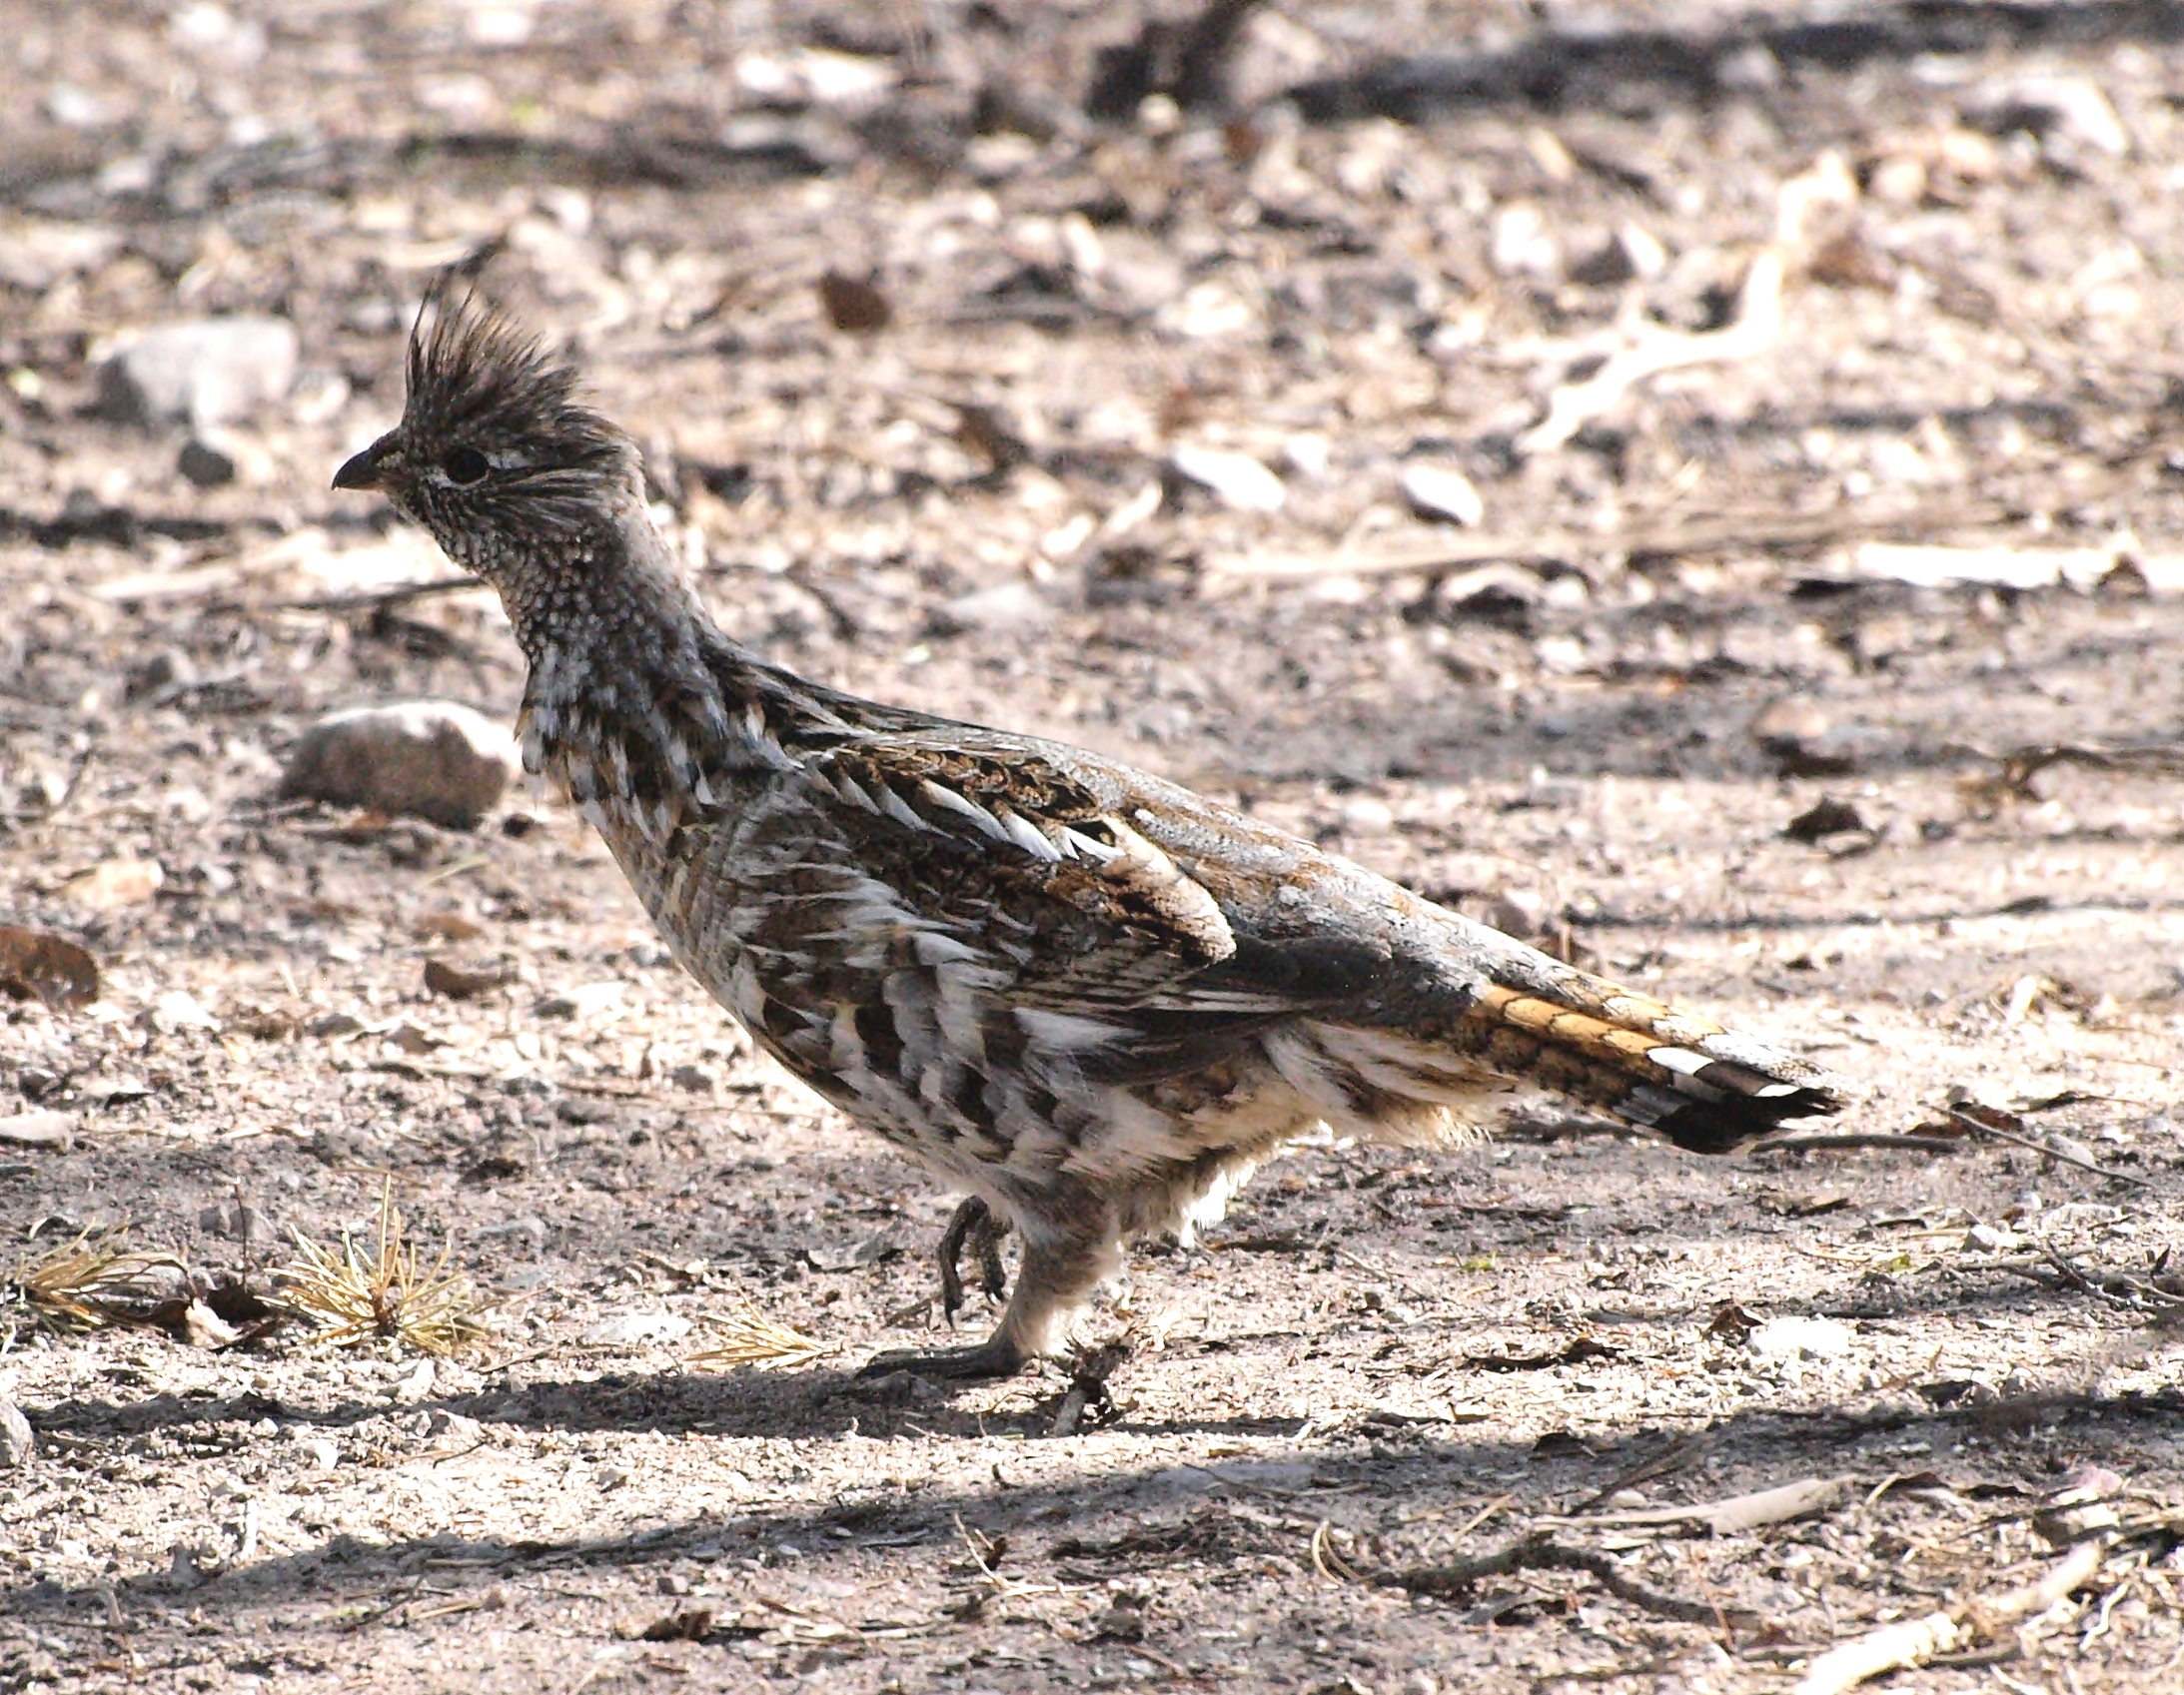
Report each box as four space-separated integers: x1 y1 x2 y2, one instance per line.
0 1395 31 1467
669 1062 721 1096
279 700 521 829
580 1311 692 1348
930 580 1049 636
177 434 236 487
98 317 299 430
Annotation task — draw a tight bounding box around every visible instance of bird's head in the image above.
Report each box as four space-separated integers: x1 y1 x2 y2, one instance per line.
333 277 640 581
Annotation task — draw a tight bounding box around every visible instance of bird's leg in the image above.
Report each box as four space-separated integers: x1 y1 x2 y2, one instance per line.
863 1224 1112 1380
937 1197 1012 1325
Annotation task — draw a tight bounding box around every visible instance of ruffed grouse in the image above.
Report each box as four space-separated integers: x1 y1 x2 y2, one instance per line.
335 285 1850 1378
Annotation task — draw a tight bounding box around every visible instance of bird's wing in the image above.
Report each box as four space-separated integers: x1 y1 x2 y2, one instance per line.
743 727 1387 1086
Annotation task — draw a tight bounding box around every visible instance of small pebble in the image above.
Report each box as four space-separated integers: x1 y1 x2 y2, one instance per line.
279 700 521 830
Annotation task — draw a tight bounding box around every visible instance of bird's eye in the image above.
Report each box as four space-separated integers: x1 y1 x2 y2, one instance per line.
443 445 490 484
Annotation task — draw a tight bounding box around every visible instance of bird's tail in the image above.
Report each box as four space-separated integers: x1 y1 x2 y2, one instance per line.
1453 927 1848 1153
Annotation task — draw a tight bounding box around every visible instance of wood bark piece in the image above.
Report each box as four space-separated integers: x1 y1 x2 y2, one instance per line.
1548 1474 1853 1535
1790 1537 2105 1695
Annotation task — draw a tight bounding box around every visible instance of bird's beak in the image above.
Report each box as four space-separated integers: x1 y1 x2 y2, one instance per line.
332 433 397 492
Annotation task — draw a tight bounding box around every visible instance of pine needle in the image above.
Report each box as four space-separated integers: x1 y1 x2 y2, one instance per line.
272 1178 488 1356
688 1304 827 1371
6 1225 180 1332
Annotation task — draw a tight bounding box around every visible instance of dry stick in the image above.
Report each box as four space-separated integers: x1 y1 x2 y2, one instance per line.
1520 249 1784 456
2037 1244 2184 1315
1216 505 1872 582
1315 1524 1752 1628
1942 1108 2151 1190
1970 1253 2178 1318
1790 1536 2106 1695
1967 741 2184 798
1571 1432 1713 1513
275 577 479 614
1208 492 2015 584
1750 1133 1966 1157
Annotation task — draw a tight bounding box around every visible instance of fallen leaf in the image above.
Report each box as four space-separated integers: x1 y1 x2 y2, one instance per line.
1466 1335 1620 1372
818 270 891 332
1784 797 1870 843
0 926 100 1008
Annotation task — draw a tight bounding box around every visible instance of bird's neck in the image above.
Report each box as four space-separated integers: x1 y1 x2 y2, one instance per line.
487 492 697 672
490 498 800 807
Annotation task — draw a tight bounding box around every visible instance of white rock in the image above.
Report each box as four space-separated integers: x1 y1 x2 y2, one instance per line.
1964 74 2129 159
1747 1316 1851 1361
98 317 300 430
1400 461 1486 527
536 980 626 1021
0 1395 32 1467
0 220 122 292
154 990 220 1032
1282 432 1331 478
63 857 164 910
1171 445 1285 512
279 701 520 829
0 1111 74 1149
1491 203 1561 283
580 1311 692 1348
1340 796 1395 833
300 1437 340 1470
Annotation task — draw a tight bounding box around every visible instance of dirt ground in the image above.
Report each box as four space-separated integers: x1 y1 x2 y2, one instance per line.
5 2 2184 1691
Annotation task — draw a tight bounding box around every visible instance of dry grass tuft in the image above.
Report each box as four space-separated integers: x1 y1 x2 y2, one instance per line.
272 1179 489 1356
689 1304 827 1372
5 1226 180 1332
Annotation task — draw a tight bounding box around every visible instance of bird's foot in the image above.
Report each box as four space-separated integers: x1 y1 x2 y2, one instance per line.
858 1329 1029 1380
937 1197 1011 1324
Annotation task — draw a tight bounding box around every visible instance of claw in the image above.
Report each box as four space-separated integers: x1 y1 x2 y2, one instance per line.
937 1197 1011 1324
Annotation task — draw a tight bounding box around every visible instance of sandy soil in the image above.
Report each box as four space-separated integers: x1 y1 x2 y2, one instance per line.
3 3 2183 1691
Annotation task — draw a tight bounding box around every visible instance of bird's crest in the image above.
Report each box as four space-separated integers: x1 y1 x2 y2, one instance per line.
401 273 627 478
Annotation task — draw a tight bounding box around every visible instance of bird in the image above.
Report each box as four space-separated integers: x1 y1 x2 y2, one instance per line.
334 280 1851 1379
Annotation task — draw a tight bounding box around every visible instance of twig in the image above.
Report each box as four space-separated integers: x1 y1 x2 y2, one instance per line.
2033 1245 2184 1316
1208 497 2006 583
1519 249 1782 455
1571 1433 1713 1513
1957 741 2184 803
273 577 478 613
1749 1133 1966 1157
1943 1108 2150 1189
1316 1524 1754 1627
1791 1537 2106 1695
